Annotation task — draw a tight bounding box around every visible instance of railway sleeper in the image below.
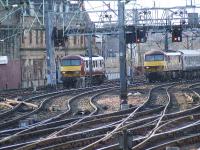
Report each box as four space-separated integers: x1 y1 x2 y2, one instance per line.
3 115 159 149
156 114 200 134
57 106 162 136
147 133 200 150
132 122 200 149
2 105 152 144
163 104 200 120
18 135 105 150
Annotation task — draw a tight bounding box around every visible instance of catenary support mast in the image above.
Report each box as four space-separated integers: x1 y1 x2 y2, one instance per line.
118 0 128 110
44 5 57 86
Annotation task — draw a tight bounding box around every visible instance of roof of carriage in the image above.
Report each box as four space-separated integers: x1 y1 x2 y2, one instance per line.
178 49 200 55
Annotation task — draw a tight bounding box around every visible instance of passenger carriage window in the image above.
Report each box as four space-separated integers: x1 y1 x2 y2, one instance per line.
102 61 104 66
86 61 88 68
93 61 95 68
96 61 98 67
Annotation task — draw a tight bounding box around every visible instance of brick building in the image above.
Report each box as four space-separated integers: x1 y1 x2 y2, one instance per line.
0 0 97 89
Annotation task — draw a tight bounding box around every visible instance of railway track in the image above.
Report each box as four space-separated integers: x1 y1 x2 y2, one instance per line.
0 86 67 130
0 84 116 131
2 81 200 150
0 82 163 148
83 82 200 150
76 82 174 150
0 90 70 130
44 81 199 150
130 82 198 149
0 106 163 150
0 84 125 148
0 85 150 149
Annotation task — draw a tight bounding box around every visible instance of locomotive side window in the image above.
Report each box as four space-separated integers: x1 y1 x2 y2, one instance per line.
62 59 81 66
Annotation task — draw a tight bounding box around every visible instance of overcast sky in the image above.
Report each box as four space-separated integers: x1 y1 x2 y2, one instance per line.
84 0 200 22
137 0 189 7
85 0 199 10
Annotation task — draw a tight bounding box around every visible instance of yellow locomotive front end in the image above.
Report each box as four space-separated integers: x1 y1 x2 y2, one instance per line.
60 55 84 88
144 61 165 72
61 65 82 77
144 50 166 82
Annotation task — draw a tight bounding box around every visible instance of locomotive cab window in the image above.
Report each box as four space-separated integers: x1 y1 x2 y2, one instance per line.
154 55 164 61
145 54 164 61
61 59 81 66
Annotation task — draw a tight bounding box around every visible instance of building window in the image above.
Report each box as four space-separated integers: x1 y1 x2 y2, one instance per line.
81 36 83 45
36 30 38 44
74 36 76 45
56 3 60 12
63 4 65 12
86 61 88 68
29 31 32 44
22 31 24 43
40 30 43 44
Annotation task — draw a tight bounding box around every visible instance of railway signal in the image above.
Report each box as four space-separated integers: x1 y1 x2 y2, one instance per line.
52 27 67 47
136 28 147 43
125 26 147 44
126 32 136 44
172 26 182 42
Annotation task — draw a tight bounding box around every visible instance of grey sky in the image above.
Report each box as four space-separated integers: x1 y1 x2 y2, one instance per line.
84 0 200 22
85 0 199 10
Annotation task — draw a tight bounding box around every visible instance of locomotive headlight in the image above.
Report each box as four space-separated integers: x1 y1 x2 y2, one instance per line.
62 71 66 74
145 66 149 69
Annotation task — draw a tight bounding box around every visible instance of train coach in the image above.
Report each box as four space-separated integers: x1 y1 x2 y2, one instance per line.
144 49 200 82
60 54 106 88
